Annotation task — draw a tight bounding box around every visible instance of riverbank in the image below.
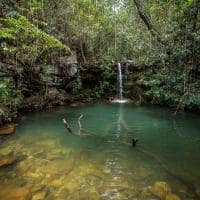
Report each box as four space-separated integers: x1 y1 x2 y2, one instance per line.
0 89 199 129
0 89 113 128
0 63 199 128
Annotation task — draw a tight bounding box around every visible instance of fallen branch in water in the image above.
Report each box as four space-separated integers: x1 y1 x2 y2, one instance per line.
63 119 74 135
78 114 84 135
76 114 94 136
63 115 104 138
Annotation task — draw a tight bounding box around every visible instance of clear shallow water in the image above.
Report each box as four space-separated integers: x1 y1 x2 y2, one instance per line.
0 103 200 200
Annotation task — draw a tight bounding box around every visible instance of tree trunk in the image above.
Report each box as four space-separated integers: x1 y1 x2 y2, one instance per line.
133 0 154 32
132 0 164 45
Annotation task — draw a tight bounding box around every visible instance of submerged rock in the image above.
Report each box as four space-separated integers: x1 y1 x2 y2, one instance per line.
141 187 159 200
62 177 80 193
51 177 64 188
0 157 17 168
0 146 14 156
32 191 46 200
165 193 181 200
151 181 171 200
41 159 74 175
0 186 31 200
16 160 32 174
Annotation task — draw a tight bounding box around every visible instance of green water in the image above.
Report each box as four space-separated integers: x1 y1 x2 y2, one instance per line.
0 103 200 200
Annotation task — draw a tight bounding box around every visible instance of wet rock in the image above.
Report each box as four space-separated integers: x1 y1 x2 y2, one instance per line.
151 181 171 200
0 157 17 168
0 186 31 200
0 123 16 135
165 193 181 200
70 102 86 107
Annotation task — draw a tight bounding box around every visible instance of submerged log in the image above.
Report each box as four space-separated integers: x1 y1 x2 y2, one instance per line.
63 115 104 138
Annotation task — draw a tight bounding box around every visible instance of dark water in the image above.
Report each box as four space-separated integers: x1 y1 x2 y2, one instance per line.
0 103 200 200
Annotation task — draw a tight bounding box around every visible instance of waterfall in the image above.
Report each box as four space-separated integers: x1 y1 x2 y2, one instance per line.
112 63 129 103
118 63 123 100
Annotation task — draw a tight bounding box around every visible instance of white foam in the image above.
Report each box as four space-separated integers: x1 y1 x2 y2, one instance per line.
112 99 130 103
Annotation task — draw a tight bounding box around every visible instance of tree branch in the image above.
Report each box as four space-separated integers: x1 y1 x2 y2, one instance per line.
132 0 165 45
63 118 74 134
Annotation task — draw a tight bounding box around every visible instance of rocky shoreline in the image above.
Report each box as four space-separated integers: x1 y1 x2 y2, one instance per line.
0 90 113 130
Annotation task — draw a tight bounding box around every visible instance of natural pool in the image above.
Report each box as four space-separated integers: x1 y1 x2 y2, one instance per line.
0 103 200 200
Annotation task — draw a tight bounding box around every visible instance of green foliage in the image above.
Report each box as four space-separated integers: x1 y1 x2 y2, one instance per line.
0 14 70 64
0 0 199 111
138 67 200 109
99 63 116 94
0 78 23 107
68 77 82 94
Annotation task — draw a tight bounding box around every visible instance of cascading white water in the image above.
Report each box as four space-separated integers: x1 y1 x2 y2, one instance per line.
113 63 129 103
118 63 123 100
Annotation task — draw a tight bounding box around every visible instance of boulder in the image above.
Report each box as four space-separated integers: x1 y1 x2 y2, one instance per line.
151 181 171 200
